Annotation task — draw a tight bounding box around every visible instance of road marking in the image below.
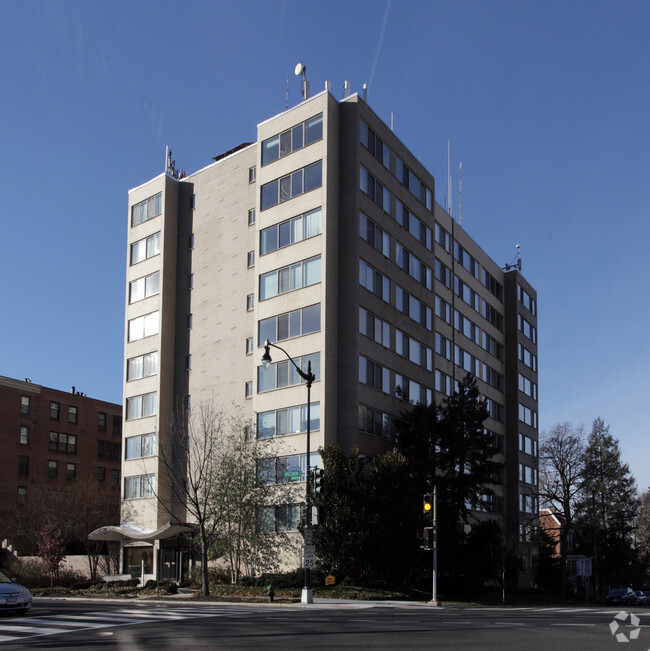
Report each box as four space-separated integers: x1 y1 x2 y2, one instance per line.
0 606 248 644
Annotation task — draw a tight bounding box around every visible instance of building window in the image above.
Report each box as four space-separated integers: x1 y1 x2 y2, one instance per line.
435 369 452 396
186 354 192 371
359 212 390 257
130 232 161 265
126 392 157 420
98 466 106 482
518 314 537 343
518 373 537 399
259 255 321 301
246 338 254 355
257 402 320 439
127 351 159 381
395 373 433 405
358 404 393 440
50 401 60 420
396 243 432 290
483 269 503 302
260 207 322 256
258 504 303 533
20 396 30 415
258 304 321 346
519 433 538 457
518 285 536 315
48 460 58 479
188 274 194 289
519 463 538 486
245 381 253 399
18 455 29 476
359 259 390 302
518 343 537 371
131 192 162 227
98 440 121 461
519 403 538 428
261 114 323 166
111 469 121 487
396 285 432 330
260 161 323 211
128 311 159 342
129 271 161 304
68 405 78 424
358 355 390 393
360 119 391 169
249 166 256 183
125 433 156 460
246 294 255 311
98 412 107 431
187 313 193 329
19 426 29 445
113 414 122 436
360 165 391 214
359 307 391 348
395 200 432 250
17 487 27 505
66 463 77 481
124 474 155 499
435 223 450 252
395 156 433 210
257 352 320 393
248 208 256 225
49 432 77 454
247 251 255 268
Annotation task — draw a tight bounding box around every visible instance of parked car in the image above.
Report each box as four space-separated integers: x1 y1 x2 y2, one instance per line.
605 587 637 607
635 591 648 606
0 570 32 615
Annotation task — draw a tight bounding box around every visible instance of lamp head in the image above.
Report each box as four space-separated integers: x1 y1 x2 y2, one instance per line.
261 340 272 370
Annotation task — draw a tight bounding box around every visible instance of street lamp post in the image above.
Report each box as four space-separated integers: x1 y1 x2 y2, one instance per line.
261 339 315 604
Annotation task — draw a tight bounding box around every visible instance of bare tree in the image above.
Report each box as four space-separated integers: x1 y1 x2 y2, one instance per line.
158 401 269 595
538 422 585 596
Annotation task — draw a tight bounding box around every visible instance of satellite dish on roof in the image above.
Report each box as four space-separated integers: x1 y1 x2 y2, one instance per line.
295 63 305 76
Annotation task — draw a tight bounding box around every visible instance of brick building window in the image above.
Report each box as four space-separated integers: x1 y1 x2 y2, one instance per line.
66 463 76 480
19 426 29 445
17 487 27 505
68 405 78 424
20 396 30 415
98 467 106 482
50 401 60 420
98 412 107 432
18 455 29 476
48 461 58 479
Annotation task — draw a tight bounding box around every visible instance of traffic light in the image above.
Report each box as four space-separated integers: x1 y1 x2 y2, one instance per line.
421 527 434 550
423 493 433 522
313 468 324 495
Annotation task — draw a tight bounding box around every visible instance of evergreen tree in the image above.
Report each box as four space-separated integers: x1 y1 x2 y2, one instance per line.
576 418 639 597
395 373 502 584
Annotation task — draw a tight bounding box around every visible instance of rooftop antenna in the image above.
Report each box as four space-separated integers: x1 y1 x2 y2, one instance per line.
295 63 309 100
362 83 368 102
503 244 522 271
447 141 452 218
458 161 463 226
285 78 289 110
344 80 351 97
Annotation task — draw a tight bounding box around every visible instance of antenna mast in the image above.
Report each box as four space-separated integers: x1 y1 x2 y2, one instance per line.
447 141 452 218
458 161 463 226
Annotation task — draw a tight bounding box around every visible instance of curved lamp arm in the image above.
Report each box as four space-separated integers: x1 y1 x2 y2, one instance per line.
261 339 315 387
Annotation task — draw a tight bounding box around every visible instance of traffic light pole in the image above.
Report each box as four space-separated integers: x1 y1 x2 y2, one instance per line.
431 486 438 605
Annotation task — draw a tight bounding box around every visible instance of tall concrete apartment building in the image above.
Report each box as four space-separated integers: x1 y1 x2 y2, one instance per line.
117 86 539 586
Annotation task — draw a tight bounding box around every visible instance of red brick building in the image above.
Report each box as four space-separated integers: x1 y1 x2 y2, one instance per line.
0 375 122 551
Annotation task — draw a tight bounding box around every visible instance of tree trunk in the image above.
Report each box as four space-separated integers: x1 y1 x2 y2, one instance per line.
200 528 210 596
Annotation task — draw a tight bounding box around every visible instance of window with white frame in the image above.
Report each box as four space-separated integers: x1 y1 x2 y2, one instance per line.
131 232 161 265
131 193 162 227
257 402 320 439
259 256 321 301
261 114 323 166
126 392 157 420
258 304 321 346
260 161 322 210
129 271 160 303
124 474 155 499
125 433 157 460
128 312 159 342
127 351 159 381
259 207 322 256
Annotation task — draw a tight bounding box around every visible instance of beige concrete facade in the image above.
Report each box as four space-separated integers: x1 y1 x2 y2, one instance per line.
120 88 538 585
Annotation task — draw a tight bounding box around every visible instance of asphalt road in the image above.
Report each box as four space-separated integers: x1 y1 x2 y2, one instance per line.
0 598 647 649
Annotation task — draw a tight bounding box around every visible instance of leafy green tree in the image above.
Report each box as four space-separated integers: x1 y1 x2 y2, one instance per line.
576 418 639 597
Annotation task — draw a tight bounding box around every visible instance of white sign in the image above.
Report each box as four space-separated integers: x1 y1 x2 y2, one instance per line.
304 545 316 568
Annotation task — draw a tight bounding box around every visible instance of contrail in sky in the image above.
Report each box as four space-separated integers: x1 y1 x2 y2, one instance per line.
368 0 391 92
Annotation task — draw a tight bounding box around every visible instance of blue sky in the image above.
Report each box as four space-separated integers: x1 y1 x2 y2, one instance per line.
1 1 649 488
